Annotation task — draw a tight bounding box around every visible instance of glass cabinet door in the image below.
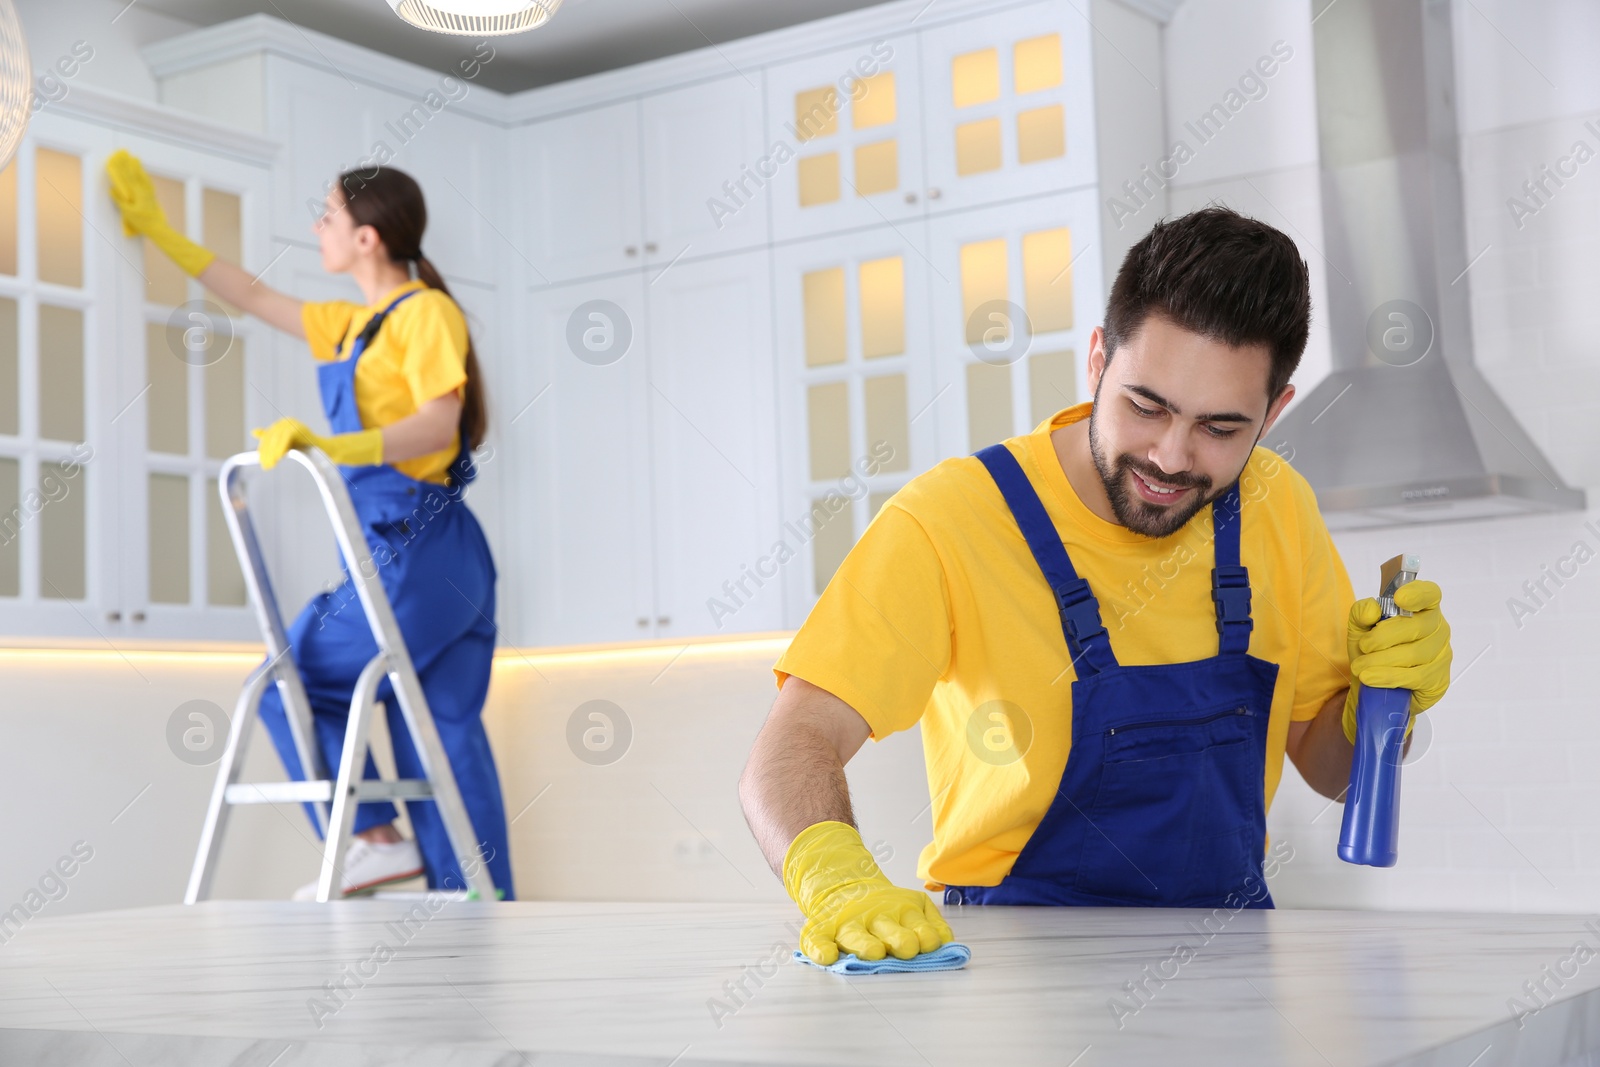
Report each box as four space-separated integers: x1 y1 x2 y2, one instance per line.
0 132 100 637
125 143 254 641
925 190 1104 461
0 108 268 642
766 33 927 243
918 2 1094 211
772 224 937 620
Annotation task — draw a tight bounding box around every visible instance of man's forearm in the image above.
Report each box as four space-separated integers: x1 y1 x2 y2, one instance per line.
739 717 855 879
739 678 874 879
1293 689 1357 799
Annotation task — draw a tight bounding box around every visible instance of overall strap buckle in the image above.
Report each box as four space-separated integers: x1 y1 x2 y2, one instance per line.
1056 580 1107 647
1209 482 1253 654
1211 564 1254 651
973 443 1119 677
1055 579 1115 677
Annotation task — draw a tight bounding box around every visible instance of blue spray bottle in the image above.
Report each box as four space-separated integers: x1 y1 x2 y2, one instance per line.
1338 553 1420 868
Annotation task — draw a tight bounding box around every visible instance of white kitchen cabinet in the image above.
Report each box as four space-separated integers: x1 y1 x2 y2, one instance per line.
769 224 938 623
114 135 272 643
647 249 782 637
379 100 504 291
0 103 273 643
766 33 926 243
261 55 505 290
918 1 1097 210
512 273 655 646
520 77 768 286
517 100 644 286
266 60 367 251
0 116 116 640
923 189 1104 459
640 74 769 265
512 251 783 646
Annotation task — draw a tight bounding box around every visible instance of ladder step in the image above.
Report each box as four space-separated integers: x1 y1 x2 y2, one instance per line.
354 780 436 800
226 782 331 804
224 780 436 805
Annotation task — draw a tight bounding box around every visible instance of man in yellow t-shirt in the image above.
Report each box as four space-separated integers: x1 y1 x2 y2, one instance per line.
739 207 1454 966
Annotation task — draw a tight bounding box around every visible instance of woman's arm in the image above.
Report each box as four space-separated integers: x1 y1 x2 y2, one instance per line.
103 151 305 338
197 258 305 339
381 390 462 463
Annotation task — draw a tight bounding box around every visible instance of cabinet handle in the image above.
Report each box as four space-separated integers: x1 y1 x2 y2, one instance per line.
106 610 121 622
928 187 942 200
656 615 670 626
644 242 658 254
131 611 146 622
904 192 918 204
637 617 650 627
625 246 638 257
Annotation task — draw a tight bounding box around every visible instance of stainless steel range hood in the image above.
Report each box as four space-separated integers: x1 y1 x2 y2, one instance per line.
1264 0 1584 529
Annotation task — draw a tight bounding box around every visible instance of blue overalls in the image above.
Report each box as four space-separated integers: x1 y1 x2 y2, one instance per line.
943 444 1277 908
256 288 515 898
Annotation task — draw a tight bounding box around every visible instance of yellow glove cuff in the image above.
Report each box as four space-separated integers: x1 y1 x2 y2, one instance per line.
782 820 882 912
324 428 385 468
252 421 383 470
1341 683 1418 746
148 222 217 278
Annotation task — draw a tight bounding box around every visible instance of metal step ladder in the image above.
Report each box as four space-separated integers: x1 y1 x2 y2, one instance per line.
186 446 495 904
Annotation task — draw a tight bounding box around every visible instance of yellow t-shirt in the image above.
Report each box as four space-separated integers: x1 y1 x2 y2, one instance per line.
301 279 470 485
773 402 1355 891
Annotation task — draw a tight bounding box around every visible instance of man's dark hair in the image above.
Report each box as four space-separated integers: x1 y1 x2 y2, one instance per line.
1103 206 1311 400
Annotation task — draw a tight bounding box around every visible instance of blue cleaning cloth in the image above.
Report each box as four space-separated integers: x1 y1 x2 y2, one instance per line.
792 941 972 975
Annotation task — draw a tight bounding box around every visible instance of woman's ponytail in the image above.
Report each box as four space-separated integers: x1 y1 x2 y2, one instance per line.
414 254 487 454
337 166 489 455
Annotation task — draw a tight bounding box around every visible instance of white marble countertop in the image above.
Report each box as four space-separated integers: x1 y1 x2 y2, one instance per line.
1 900 1597 1066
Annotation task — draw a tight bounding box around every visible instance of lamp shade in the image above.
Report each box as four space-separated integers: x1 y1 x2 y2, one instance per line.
386 0 562 36
0 0 30 170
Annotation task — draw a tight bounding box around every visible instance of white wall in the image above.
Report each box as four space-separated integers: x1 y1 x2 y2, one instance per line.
1455 0 1600 489
1258 0 1600 913
1090 0 1167 288
16 0 197 103
1158 0 1331 418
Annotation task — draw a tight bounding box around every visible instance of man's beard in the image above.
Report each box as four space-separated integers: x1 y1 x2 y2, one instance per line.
1087 401 1223 538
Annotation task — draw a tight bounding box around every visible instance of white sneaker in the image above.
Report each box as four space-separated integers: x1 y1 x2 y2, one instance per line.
292 837 425 901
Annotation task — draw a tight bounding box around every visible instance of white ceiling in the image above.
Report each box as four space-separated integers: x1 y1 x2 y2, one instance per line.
137 0 907 92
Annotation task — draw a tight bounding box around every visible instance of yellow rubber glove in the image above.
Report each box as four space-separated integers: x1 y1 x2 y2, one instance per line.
105 149 217 277
783 820 954 966
1341 580 1452 744
252 417 383 471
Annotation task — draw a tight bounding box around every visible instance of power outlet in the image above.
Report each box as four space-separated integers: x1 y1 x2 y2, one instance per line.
672 836 720 866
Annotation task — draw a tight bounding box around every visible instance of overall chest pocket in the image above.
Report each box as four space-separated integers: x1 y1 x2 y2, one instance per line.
1074 705 1265 906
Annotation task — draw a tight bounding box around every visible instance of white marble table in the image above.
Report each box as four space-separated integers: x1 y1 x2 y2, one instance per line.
1 900 1598 1066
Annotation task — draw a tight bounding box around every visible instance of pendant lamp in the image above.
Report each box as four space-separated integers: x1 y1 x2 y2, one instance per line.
385 0 563 36
0 0 30 170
